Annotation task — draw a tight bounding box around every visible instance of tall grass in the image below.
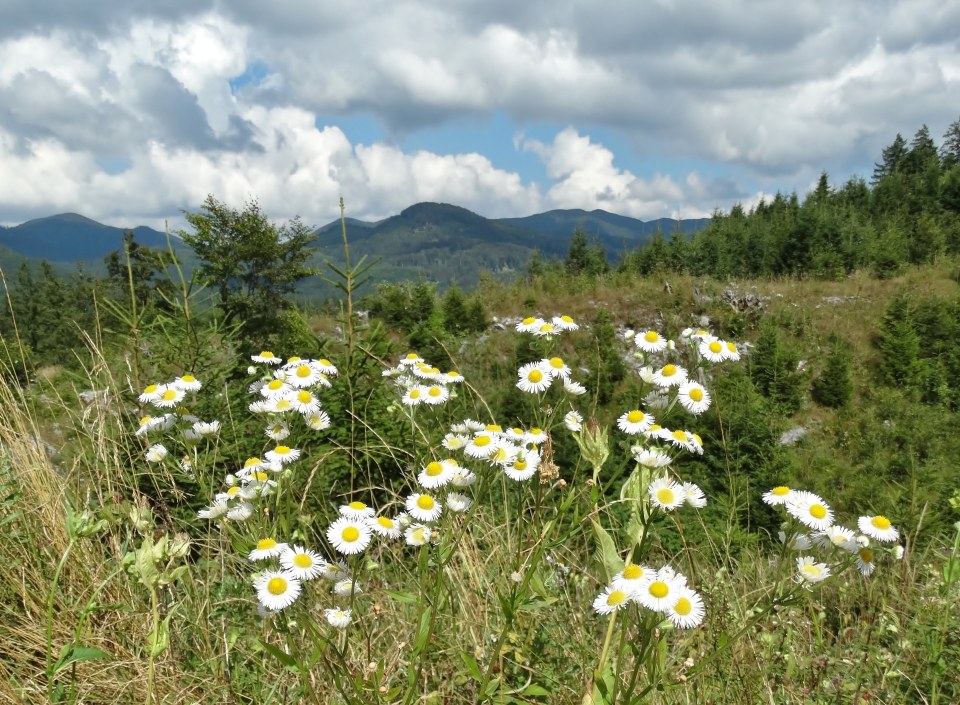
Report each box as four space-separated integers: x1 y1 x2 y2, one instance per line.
1 263 959 704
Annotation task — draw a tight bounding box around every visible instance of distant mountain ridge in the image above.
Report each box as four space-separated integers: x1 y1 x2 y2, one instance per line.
0 204 709 290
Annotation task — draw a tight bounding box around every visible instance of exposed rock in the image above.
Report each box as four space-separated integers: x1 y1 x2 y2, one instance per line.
779 426 808 446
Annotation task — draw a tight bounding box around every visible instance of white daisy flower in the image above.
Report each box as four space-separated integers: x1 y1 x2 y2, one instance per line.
145 443 168 463
795 556 831 584
137 383 163 404
305 411 332 430
698 338 727 363
552 314 579 331
406 493 442 522
651 364 688 388
786 491 834 531
857 515 899 543
648 476 686 511
543 356 571 380
563 379 587 395
632 447 672 468
517 361 553 394
152 385 185 408
260 378 292 399
255 570 301 611
418 460 455 489
333 579 361 597
252 351 282 365
368 515 402 539
249 538 289 561
564 410 583 432
265 445 300 465
515 316 543 333
617 409 654 435
422 385 450 405
445 492 473 513
635 567 684 612
339 501 376 519
814 525 858 552
226 502 254 522
197 500 228 519
762 486 793 506
401 386 426 406
315 358 338 376
404 524 432 546
280 545 326 580
284 361 323 387
593 586 630 615
677 381 711 415
326 517 372 555
288 389 321 415
193 420 221 437
635 330 668 353
779 531 813 551
682 482 707 508
173 374 202 391
325 608 352 628
666 587 705 628
611 563 654 596
450 468 477 488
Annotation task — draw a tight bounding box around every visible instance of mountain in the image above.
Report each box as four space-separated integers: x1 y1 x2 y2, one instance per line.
311 203 710 289
0 213 181 263
1 204 710 293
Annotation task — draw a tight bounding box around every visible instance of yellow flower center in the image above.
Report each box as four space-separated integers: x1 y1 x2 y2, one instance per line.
256 538 277 550
656 488 676 505
142 384 158 394
689 388 703 402
348 501 367 510
182 374 196 383
539 323 555 333
411 527 427 543
627 410 645 424
428 386 442 397
259 351 275 359
514 460 528 471
561 315 574 323
425 461 444 476
522 316 536 325
320 358 333 366
254 471 269 481
342 526 360 542
245 457 262 468
871 515 891 530
409 389 421 398
859 548 873 562
674 597 692 615
161 389 178 401
297 391 312 403
268 380 285 390
139 416 152 426
377 517 394 529
267 577 287 595
226 487 241 496
549 357 565 370
623 564 643 580
527 370 544 383
607 590 627 606
810 504 827 519
405 353 420 360
417 496 435 510
649 581 669 598
672 430 688 442
474 435 491 447
293 553 313 568
725 342 737 353
486 424 502 432
274 445 290 455
295 365 312 378
530 427 543 435
644 331 659 343
662 364 677 377
709 341 723 353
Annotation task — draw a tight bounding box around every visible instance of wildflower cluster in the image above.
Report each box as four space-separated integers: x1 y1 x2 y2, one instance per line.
382 352 464 406
192 353 338 521
593 564 705 628
135 374 217 474
763 486 902 583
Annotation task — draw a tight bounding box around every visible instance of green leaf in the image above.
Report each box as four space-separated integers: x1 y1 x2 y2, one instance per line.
146 612 172 657
412 606 433 654
483 676 501 698
459 651 483 682
521 683 553 697
384 590 419 604
52 643 109 675
259 639 300 673
942 557 960 586
590 518 622 584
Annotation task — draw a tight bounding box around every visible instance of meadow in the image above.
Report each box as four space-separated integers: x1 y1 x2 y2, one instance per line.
1 251 959 705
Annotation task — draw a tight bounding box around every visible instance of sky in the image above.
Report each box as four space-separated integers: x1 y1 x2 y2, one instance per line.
1 0 958 230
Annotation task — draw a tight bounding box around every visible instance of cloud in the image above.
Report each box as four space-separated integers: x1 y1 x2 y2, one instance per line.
0 0 958 228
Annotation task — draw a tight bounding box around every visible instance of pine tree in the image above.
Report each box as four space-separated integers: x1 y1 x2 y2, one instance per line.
812 334 853 408
872 133 908 185
874 295 922 389
940 117 960 168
